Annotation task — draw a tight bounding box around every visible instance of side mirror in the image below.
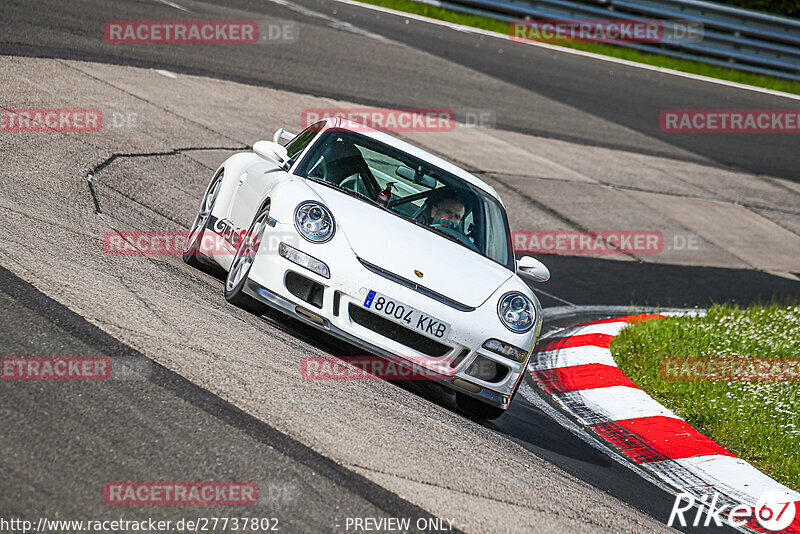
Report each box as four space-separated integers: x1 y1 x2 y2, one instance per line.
253 140 289 167
517 256 550 282
272 128 297 144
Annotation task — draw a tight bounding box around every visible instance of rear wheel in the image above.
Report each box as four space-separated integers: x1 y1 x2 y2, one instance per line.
183 169 223 268
224 204 270 316
456 392 506 420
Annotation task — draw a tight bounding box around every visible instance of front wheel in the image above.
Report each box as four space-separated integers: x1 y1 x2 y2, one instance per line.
184 169 223 268
456 392 506 420
224 204 270 316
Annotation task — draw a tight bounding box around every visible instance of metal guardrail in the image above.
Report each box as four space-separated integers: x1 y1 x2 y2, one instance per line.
415 0 800 81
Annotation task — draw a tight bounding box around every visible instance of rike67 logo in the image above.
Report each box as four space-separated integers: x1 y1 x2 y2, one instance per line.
668 490 799 531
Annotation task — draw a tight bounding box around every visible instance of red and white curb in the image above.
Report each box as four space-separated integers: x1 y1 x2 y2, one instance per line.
529 313 800 533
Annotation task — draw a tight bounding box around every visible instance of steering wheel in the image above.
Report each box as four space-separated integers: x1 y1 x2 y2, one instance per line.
340 174 359 191
430 223 479 252
340 174 374 198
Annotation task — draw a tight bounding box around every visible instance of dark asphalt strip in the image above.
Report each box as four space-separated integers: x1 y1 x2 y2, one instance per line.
0 39 710 167
281 0 800 181
0 41 743 172
528 255 800 308
2 0 798 180
0 263 460 531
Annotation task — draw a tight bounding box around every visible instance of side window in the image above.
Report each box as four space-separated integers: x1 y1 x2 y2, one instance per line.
286 121 324 160
483 200 510 267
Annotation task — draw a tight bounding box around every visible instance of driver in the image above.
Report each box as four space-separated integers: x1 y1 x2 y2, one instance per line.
424 189 466 228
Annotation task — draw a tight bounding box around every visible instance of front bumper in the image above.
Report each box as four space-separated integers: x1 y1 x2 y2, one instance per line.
242 222 536 410
244 278 514 409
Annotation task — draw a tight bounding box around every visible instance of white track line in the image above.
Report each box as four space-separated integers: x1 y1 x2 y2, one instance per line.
267 0 393 42
155 69 178 79
332 0 800 102
518 380 682 496
650 455 800 503
557 386 682 424
531 345 617 370
554 320 631 337
153 0 190 12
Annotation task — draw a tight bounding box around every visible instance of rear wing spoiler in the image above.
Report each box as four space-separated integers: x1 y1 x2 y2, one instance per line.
272 128 297 144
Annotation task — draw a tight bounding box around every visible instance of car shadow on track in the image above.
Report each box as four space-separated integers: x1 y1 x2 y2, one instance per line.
259 301 737 534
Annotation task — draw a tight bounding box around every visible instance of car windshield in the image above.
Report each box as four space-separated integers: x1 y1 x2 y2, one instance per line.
294 129 514 270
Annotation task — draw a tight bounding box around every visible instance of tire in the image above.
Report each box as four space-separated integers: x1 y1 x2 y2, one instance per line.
183 169 224 268
224 203 270 316
455 392 506 420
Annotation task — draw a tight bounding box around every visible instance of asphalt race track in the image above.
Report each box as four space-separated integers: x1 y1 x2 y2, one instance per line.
1 0 799 532
2 0 800 180
0 264 447 532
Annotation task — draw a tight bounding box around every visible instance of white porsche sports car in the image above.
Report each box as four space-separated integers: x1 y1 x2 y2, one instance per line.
183 117 550 419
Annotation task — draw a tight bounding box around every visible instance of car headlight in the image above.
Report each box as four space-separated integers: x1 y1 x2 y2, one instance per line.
497 292 535 333
295 201 335 243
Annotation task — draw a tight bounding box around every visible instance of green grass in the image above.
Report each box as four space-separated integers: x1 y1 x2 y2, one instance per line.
356 0 800 95
610 303 800 490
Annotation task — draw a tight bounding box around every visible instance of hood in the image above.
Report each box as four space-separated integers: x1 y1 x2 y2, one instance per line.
307 182 513 308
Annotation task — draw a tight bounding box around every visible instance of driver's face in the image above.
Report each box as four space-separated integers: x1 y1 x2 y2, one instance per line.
430 198 465 226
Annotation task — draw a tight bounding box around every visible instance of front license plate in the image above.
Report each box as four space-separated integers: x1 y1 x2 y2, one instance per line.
363 290 451 340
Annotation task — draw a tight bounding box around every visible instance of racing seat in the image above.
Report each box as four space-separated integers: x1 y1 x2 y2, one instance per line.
319 139 371 187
